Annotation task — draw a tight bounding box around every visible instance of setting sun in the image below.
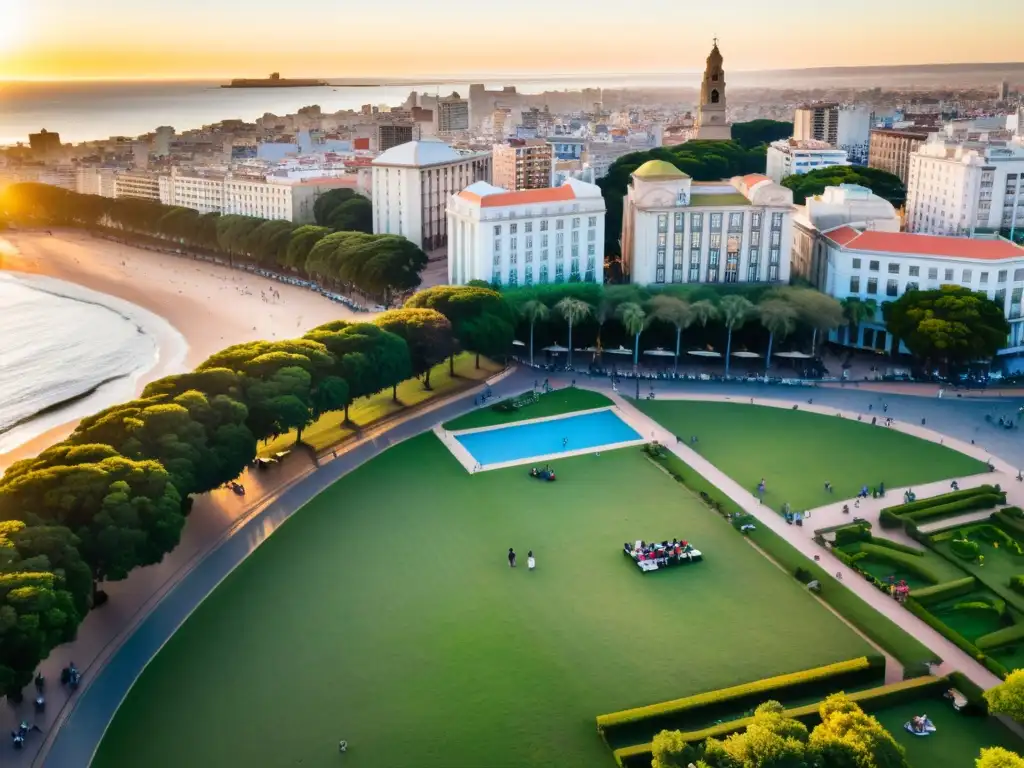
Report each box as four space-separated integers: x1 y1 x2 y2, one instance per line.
0 1 26 53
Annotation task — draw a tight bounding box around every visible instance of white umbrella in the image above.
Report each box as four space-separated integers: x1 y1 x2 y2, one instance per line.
688 350 722 358
605 346 633 355
542 344 569 352
774 351 812 359
731 351 761 358
644 348 676 357
582 346 600 353
512 340 526 347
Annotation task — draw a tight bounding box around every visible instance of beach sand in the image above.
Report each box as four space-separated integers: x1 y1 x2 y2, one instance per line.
0 230 369 469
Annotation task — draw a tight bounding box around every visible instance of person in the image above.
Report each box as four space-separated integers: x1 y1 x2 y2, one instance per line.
883 403 888 413
842 504 850 514
528 551 536 570
339 740 348 753
508 548 517 568
824 481 832 493
562 437 568 449
951 480 960 491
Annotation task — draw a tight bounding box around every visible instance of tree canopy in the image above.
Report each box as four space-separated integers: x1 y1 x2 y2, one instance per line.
731 120 794 150
985 669 1024 723
781 166 907 207
978 747 1024 768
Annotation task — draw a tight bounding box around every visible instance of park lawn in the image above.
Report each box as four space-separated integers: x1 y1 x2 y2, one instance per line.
259 353 501 455
932 529 1024 614
443 387 613 431
93 438 871 768
635 400 988 513
840 539 965 589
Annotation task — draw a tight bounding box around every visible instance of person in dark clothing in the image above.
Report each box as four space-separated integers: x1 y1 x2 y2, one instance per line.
508 548 517 567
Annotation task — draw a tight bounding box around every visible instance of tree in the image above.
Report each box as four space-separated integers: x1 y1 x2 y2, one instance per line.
807 693 908 768
978 747 1024 768
285 225 331 273
703 700 811 768
692 299 718 330
720 295 754 377
985 669 1024 722
777 287 843 353
518 299 549 365
375 308 456 389
649 295 694 374
313 188 359 227
841 297 878 348
652 729 702 768
759 298 798 375
882 285 1009 370
406 285 514 371
782 166 907 208
460 313 514 368
326 196 373 233
617 302 648 370
555 297 592 368
731 119 794 150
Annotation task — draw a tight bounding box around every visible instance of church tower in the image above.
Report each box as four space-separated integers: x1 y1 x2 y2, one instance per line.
696 39 732 140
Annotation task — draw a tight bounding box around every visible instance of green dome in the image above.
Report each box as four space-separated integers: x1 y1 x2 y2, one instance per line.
633 160 689 180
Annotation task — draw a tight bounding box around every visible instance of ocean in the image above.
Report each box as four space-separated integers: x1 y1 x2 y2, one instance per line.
0 271 181 457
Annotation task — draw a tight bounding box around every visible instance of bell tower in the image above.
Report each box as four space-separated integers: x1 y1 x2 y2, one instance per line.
696 39 732 140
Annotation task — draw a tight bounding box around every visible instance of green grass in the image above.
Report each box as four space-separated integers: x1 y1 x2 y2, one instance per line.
929 591 1013 644
442 387 613 431
93 439 871 768
874 699 1024 767
259 353 501 454
932 529 1024 614
635 400 988 513
840 541 965 590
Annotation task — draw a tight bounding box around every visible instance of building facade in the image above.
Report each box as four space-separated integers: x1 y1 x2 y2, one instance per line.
76 167 117 198
115 170 162 201
794 103 839 145
766 139 850 183
695 41 732 140
371 139 492 251
376 122 416 152
620 162 794 285
446 179 606 286
492 139 554 191
837 107 872 165
436 97 470 134
868 128 936 185
905 135 1024 236
820 227 1024 354
29 129 62 156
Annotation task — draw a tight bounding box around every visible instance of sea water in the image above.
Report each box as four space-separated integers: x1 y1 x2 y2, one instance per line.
0 272 167 456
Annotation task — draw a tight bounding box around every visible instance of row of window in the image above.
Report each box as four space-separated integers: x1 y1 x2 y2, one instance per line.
493 216 598 236
492 244 597 265
492 259 598 287
651 247 782 284
850 274 1018 306
493 230 597 252
851 259 1023 284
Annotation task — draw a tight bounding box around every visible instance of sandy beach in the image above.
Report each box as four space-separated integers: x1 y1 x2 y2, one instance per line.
0 230 369 469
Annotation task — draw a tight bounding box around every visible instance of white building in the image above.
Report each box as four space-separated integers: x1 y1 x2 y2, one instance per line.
766 139 850 183
837 107 872 165
791 184 901 288
620 162 795 285
446 179 606 286
76 167 117 198
115 170 161 201
371 138 491 252
906 134 1024 236
820 227 1024 355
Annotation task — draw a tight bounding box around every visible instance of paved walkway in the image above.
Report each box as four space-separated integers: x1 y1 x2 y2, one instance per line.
917 509 1000 534
608 392 1004 692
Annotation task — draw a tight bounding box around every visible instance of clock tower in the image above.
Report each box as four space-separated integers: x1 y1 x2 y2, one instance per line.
696 39 732 140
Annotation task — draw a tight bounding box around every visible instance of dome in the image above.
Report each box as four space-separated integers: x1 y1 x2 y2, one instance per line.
632 160 689 180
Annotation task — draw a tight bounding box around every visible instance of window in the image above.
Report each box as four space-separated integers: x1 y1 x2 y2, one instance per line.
999 270 1008 283
587 244 595 256
770 230 781 247
556 232 564 245
539 264 549 284
493 225 501 236
508 268 518 286
571 230 579 245
588 229 596 242
525 222 533 233
690 231 702 249
962 269 972 282
729 212 743 232
555 262 565 282
556 220 564 230
674 212 684 229
751 212 762 229
707 249 720 282
981 272 989 285
510 223 517 234
585 257 596 283
556 246 564 260
524 266 534 286
658 214 669 233
525 250 533 263
886 279 898 297
850 276 860 293
771 212 783 229
852 258 861 269
525 235 533 249
945 268 955 281
691 213 703 230
725 251 739 283
494 239 501 253
906 281 919 292
541 249 548 261
571 217 580 229
995 288 1006 307
908 266 919 277
1012 287 1023 318
888 263 900 274
747 248 760 282
1015 268 1024 282
510 237 517 251
492 252 501 266
540 220 548 231
710 213 722 231
867 277 878 295
869 260 879 272
588 216 597 227
710 233 722 249
689 249 701 282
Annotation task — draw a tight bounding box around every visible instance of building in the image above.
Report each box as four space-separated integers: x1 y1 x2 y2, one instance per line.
436 96 469 134
791 184 901 288
999 80 1010 101
29 129 62 156
115 170 162 201
371 138 492 251
467 84 522 131
376 122 416 152
868 127 937 184
837 107 872 165
695 40 731 140
492 139 554 191
76 167 117 198
819 227 1024 354
446 179 606 286
551 159 595 187
620 162 795 285
905 135 1024 236
794 103 839 146
766 139 850 183
547 137 586 161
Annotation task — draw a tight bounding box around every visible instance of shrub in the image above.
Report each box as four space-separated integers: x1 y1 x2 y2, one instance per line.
996 510 1024 538
879 509 902 529
904 597 983 658
863 536 925 556
834 524 872 547
856 542 940 582
909 577 977 604
1005 506 1024 520
977 622 1024 651
882 485 1000 516
904 494 1004 523
951 537 981 561
794 566 813 584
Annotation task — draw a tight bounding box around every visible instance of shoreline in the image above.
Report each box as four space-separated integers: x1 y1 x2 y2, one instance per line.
0 231 366 470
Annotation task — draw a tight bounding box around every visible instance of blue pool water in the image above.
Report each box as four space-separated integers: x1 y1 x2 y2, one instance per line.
454 409 642 466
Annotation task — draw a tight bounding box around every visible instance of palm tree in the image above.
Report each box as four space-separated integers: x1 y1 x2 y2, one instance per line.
519 299 549 366
617 302 649 370
691 299 718 330
555 297 592 368
759 298 799 375
594 297 614 364
719 295 754 377
649 295 694 374
841 297 878 348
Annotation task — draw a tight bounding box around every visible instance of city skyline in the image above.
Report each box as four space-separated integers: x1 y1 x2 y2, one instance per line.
1 0 1023 81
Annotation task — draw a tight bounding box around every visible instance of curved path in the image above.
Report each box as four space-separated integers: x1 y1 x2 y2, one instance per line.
21 374 1024 766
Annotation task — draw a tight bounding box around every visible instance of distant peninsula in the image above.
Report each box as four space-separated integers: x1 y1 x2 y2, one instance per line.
222 73 328 88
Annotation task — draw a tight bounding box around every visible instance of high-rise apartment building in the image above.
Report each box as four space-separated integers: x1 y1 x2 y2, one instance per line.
436 97 469 134
29 129 62 156
868 127 937 185
492 140 554 191
115 170 162 201
766 139 849 183
376 122 416 152
794 103 839 146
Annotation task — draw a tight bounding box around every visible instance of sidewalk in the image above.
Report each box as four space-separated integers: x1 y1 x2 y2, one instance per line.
609 392 1003 691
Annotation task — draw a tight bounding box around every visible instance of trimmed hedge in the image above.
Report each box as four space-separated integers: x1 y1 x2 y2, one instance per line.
1005 506 1024 519
863 536 926 556
879 509 903 529
946 670 989 715
951 537 982 561
596 657 875 736
905 597 983 658
834 524 872 548
882 485 1001 517
977 622 1024 651
993 510 1024 539
1010 575 1024 597
903 493 1003 523
855 542 941 583
910 577 978 604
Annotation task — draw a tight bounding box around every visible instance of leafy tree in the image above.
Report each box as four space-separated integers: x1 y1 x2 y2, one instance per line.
807 693 908 768
617 302 649 369
652 729 702 768
703 700 811 768
518 299 549 365
731 120 794 150
326 196 373 233
841 297 878 348
985 669 1024 722
774 287 843 353
649 295 694 374
978 747 1024 768
758 298 798 374
720 295 754 377
306 321 411 403
555 297 592 368
285 225 331 273
782 166 907 207
460 313 514 368
313 188 359 227
375 308 456 389
8 523 93 617
882 285 1009 370
407 285 513 371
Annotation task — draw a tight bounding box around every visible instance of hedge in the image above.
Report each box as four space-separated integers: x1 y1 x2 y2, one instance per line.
1005 507 1024 519
855 542 941 583
882 485 1001 517
834 524 873 548
984 655 1010 678
862 536 926 556
951 537 982 561
879 509 903 529
903 493 1004 523
994 510 1024 539
977 622 1024 651
1011 575 1024 597
595 657 875 735
945 670 989 715
910 577 978 604
904 597 983 658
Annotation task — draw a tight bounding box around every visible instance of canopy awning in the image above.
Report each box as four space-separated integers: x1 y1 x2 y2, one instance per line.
731 351 761 358
644 348 676 357
512 340 526 347
688 350 722 358
605 346 633 355
542 344 569 352
774 351 812 359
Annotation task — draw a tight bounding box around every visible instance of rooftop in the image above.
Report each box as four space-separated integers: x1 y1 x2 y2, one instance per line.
690 192 750 207
372 138 464 167
458 184 576 208
633 159 689 180
826 227 1024 261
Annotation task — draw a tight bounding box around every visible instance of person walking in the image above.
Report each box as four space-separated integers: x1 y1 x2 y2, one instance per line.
508 548 517 567
527 551 536 571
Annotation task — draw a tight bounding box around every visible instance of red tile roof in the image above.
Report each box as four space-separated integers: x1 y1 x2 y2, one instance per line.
824 225 862 246
459 186 576 207
837 230 1024 261
741 173 771 188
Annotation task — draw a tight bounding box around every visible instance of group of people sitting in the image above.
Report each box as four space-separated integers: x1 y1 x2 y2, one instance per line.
529 465 557 482
11 721 42 749
624 538 700 567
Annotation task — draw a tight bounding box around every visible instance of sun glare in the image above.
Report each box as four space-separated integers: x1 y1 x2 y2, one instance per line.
0 2 26 52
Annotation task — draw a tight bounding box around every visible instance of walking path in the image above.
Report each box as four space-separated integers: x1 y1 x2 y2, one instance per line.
917 509 1001 534
608 392 1004 692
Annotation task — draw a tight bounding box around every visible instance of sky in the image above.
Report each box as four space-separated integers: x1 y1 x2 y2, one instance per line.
1 0 1022 81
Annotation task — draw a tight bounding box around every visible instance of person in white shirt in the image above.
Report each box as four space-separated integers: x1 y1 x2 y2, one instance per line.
527 550 536 570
